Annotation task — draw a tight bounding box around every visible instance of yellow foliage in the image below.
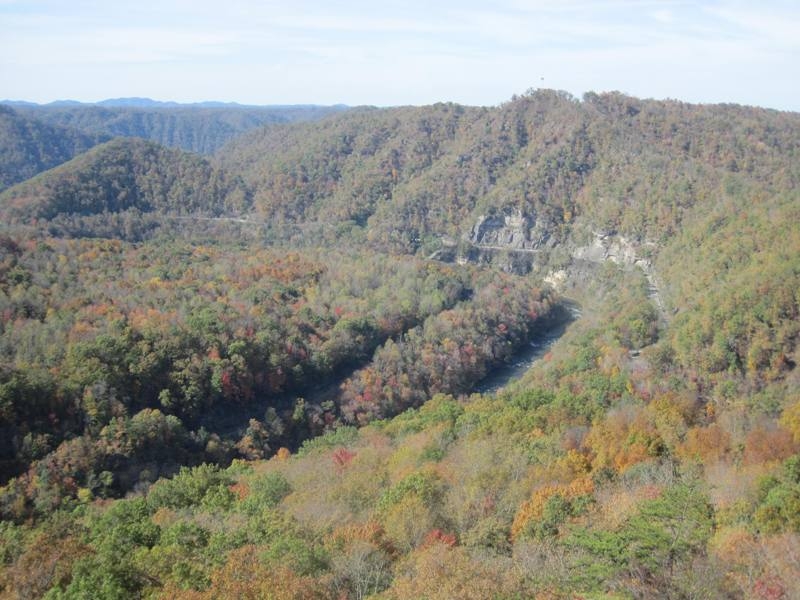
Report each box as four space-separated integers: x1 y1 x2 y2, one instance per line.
150 506 179 528
597 344 627 376
585 406 664 473
779 399 800 443
160 545 332 600
382 494 438 551
378 543 520 600
550 449 591 480
648 392 694 450
385 429 440 482
709 526 757 567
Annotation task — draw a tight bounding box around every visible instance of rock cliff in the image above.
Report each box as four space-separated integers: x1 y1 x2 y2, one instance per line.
464 210 555 251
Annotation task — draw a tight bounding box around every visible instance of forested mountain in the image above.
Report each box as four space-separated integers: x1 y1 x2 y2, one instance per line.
10 102 349 154
220 90 800 254
216 91 800 411
0 105 107 192
0 137 250 222
0 90 799 599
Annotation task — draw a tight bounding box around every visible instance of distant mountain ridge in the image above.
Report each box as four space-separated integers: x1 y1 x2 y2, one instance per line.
0 104 108 192
6 90 800 254
4 101 349 155
0 100 350 193
2 97 350 110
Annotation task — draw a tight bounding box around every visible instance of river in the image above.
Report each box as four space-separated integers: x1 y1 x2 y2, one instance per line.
473 301 580 395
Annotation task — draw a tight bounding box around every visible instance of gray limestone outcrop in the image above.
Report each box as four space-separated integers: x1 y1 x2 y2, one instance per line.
464 210 555 251
572 231 649 269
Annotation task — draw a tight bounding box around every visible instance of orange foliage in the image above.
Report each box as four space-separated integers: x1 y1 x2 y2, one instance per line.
326 521 396 557
710 526 759 571
711 524 800 598
584 406 664 473
228 481 250 501
421 529 457 548
743 426 798 466
68 320 97 342
510 477 594 541
677 423 731 464
2 534 90 599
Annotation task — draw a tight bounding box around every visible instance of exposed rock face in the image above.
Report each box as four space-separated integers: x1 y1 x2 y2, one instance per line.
465 210 554 250
572 232 650 269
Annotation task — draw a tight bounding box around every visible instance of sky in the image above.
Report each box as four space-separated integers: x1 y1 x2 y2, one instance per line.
1 0 799 110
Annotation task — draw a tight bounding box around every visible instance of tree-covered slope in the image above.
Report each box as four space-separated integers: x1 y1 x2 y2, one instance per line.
217 91 800 403
0 105 107 192
2 263 797 599
220 91 800 253
0 231 557 500
0 137 250 221
1 90 799 600
11 103 348 155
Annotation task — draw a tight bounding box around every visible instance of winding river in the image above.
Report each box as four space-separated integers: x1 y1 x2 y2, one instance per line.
204 301 581 444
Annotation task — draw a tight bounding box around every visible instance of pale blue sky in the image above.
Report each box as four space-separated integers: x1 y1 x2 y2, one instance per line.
1 0 798 110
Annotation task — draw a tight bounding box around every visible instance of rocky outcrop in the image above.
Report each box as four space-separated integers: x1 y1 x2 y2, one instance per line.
448 219 667 321
464 210 554 251
572 231 649 269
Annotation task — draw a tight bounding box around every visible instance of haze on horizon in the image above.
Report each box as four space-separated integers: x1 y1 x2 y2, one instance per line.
1 0 799 111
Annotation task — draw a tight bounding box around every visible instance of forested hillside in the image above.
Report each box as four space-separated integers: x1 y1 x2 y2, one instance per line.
0 106 107 192
0 234 556 509
11 103 348 155
0 138 251 223
0 90 798 599
218 91 800 254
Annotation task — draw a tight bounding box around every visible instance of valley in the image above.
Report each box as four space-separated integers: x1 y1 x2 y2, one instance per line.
0 90 798 599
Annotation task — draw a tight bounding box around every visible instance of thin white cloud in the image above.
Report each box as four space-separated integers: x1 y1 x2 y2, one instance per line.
652 9 674 23
267 14 456 34
706 4 800 48
2 27 237 65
